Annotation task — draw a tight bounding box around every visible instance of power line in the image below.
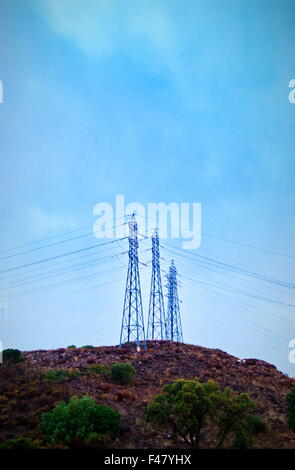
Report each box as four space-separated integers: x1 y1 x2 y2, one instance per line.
162 243 295 289
136 213 295 260
10 276 123 310
0 214 131 255
13 267 125 302
0 221 128 262
8 249 128 290
160 252 295 308
3 240 121 283
178 268 295 309
0 238 127 275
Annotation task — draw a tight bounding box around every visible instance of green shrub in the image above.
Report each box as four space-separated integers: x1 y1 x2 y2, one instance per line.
67 345 76 349
86 364 109 376
3 349 23 364
0 437 40 449
244 414 267 435
41 396 120 445
233 429 254 449
216 387 255 447
287 386 295 432
110 363 136 385
146 378 257 448
146 378 221 447
43 369 79 382
81 345 94 349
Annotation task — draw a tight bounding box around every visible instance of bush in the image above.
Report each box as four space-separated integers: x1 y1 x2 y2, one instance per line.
110 363 136 385
244 414 267 435
146 378 258 448
86 364 109 376
216 387 255 447
233 429 254 449
67 345 76 349
41 396 121 445
146 379 221 447
0 437 40 449
81 345 94 349
287 386 295 432
2 349 23 364
43 369 79 382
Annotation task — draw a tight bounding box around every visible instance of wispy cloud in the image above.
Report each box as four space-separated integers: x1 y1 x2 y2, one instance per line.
32 0 201 101
34 0 174 58
26 206 77 235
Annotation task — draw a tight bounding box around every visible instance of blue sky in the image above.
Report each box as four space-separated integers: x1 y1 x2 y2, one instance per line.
0 0 295 375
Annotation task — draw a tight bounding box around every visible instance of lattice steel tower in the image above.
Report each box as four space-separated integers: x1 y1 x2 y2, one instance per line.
166 260 183 342
119 214 146 349
147 228 166 340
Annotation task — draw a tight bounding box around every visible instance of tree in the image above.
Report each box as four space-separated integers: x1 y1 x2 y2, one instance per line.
146 378 264 448
287 386 295 432
244 414 267 435
146 379 221 447
231 413 267 449
215 387 255 447
110 363 136 385
41 396 120 445
3 348 23 363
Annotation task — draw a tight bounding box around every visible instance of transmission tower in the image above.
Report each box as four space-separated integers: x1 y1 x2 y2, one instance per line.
147 228 166 340
166 260 183 342
119 214 146 350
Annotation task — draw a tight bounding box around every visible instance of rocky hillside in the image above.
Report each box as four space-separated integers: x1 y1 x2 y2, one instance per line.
1 341 295 448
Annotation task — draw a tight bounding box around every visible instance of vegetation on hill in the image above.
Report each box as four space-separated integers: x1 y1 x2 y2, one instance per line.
287 386 295 432
2 349 23 364
146 378 264 448
41 396 121 446
110 363 136 385
0 341 294 448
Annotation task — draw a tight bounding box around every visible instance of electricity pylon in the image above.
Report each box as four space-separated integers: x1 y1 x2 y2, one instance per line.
119 214 146 350
147 228 166 340
166 260 183 342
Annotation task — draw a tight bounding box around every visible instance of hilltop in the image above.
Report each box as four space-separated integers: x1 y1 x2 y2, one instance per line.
1 341 295 448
